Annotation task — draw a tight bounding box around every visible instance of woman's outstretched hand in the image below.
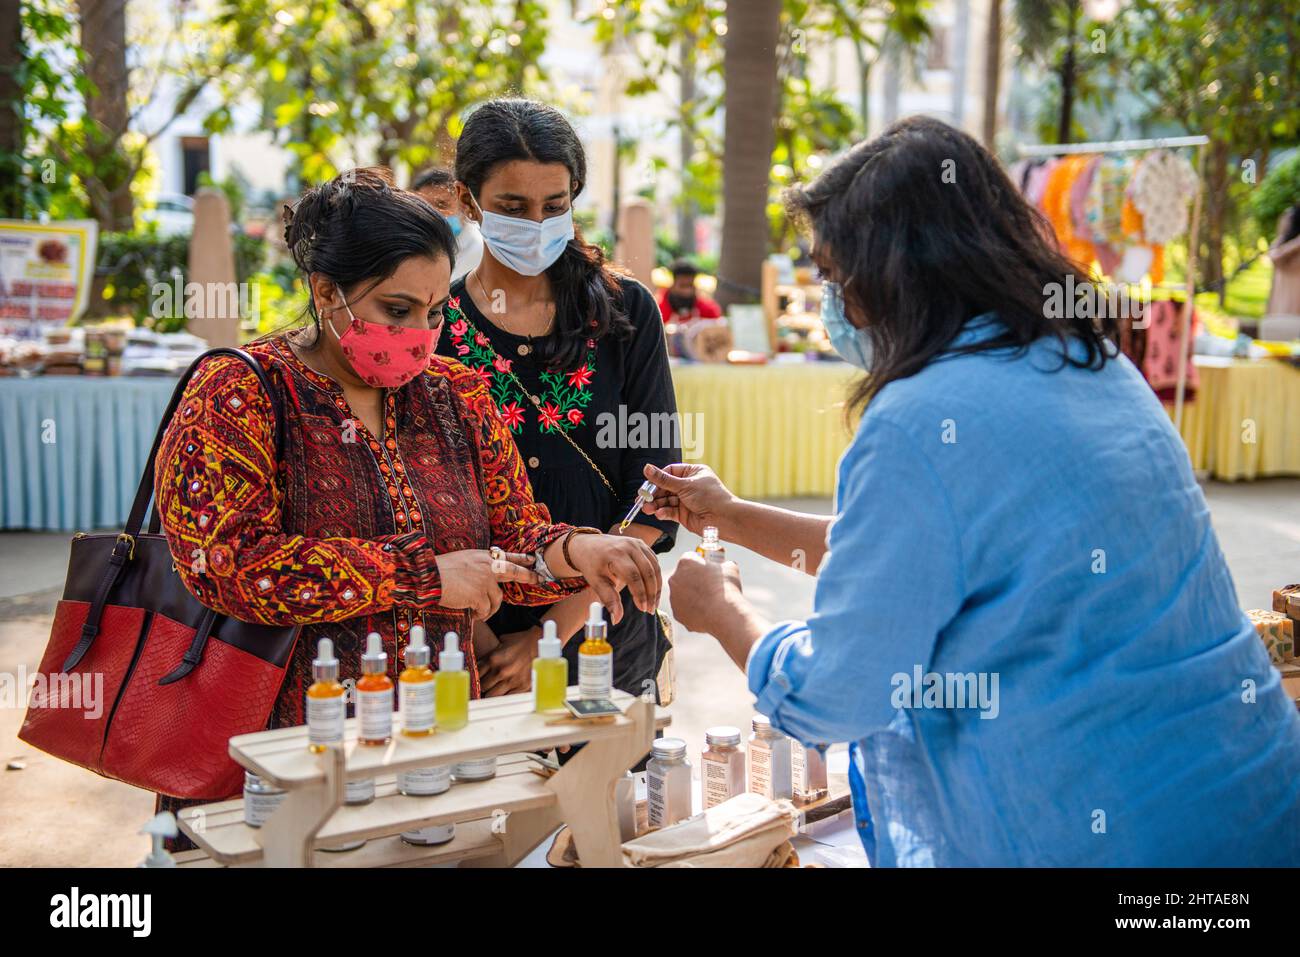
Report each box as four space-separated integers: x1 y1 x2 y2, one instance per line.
562 533 662 623
641 463 738 537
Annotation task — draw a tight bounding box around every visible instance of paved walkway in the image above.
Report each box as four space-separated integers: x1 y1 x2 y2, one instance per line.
1 481 1295 865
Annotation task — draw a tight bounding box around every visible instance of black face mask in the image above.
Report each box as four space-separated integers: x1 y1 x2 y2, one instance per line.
667 291 696 312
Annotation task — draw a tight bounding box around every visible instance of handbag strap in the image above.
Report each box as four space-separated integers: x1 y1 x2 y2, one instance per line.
60 348 284 673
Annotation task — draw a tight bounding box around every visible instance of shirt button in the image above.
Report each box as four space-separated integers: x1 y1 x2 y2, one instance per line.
527 456 540 469
517 343 530 356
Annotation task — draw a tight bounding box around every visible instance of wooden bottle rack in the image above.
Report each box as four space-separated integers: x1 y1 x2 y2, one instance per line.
176 687 669 868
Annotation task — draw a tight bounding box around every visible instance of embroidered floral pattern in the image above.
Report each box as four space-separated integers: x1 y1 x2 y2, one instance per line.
445 295 596 435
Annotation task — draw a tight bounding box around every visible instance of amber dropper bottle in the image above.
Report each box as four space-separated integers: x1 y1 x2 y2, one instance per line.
578 601 613 700
400 626 436 736
307 637 346 753
356 632 393 746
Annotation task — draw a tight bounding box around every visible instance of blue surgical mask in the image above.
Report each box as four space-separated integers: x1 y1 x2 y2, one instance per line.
821 281 873 370
441 213 463 238
470 193 574 276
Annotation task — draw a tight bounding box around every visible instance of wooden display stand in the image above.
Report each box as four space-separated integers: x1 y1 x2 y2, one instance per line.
176 688 669 868
760 259 827 357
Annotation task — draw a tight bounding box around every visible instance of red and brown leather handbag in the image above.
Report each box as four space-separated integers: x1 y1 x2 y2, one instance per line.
19 348 300 800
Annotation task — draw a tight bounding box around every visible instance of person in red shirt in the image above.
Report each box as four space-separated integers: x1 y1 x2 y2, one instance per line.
657 259 723 323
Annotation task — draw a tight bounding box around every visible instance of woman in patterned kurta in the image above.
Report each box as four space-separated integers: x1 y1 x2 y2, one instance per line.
153 169 662 849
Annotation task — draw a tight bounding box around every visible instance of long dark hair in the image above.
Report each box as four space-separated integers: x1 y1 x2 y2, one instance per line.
785 116 1117 413
455 98 632 372
281 167 456 347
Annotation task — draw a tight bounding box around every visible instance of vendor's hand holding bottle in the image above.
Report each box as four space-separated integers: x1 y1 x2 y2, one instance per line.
668 551 745 636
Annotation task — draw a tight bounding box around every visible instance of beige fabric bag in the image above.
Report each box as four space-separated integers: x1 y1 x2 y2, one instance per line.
622 792 798 868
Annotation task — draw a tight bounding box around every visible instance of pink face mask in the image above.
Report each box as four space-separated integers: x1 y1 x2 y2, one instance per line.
327 285 434 388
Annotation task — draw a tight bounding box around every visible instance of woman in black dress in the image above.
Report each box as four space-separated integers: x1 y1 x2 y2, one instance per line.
435 98 680 710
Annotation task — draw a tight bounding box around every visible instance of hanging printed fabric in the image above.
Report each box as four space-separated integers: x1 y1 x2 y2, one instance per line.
1128 149 1199 245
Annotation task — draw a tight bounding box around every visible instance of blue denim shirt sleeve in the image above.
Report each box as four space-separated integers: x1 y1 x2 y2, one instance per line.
746 417 965 745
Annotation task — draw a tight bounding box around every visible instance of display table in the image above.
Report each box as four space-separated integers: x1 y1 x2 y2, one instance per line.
1173 357 1300 481
0 376 176 531
1 357 1293 532
175 688 669 868
671 356 1300 498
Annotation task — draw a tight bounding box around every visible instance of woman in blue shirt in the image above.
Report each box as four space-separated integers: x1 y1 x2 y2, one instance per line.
654 116 1300 866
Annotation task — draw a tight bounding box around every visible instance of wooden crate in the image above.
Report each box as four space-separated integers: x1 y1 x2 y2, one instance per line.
177 687 669 868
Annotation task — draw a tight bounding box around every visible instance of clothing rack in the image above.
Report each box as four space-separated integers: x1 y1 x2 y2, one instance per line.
1017 135 1209 431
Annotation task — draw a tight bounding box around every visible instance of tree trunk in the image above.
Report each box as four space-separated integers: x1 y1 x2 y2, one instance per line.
950 0 971 127
1056 0 1078 145
717 0 782 309
0 0 23 218
855 44 870 135
1201 139 1229 306
677 26 697 256
981 0 1002 148
79 0 133 230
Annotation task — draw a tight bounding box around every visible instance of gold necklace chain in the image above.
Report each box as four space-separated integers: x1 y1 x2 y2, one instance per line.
456 302 617 497
473 269 555 339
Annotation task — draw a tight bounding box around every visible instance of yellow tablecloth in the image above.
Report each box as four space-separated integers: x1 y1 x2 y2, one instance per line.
671 361 859 499
671 356 1300 499
1175 356 1300 481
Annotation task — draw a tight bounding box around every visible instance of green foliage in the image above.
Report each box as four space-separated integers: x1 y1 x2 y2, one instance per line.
95 229 268 323
1 0 87 218
1116 0 1300 294
588 0 929 255
1012 0 1120 143
1118 1 1300 151
248 271 310 338
211 0 553 182
1251 152 1300 239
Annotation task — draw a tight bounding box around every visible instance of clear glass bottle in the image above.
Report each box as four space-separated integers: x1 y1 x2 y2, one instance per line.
398 763 451 796
318 837 366 852
615 770 637 842
646 737 693 829
747 715 793 800
401 822 456 846
243 772 285 827
791 740 828 804
696 526 726 562
701 726 746 809
344 776 375 805
452 755 497 782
